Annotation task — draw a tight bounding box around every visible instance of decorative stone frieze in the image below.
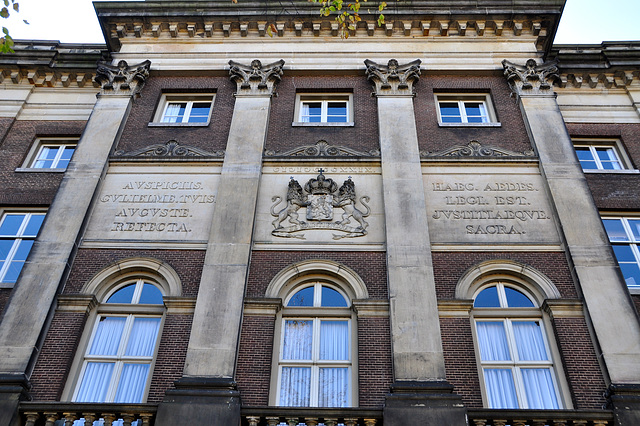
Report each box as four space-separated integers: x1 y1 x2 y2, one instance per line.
557 70 639 89
264 140 380 157
365 59 421 96
502 58 559 97
113 140 224 158
95 59 151 96
0 68 97 88
421 140 535 158
228 59 285 96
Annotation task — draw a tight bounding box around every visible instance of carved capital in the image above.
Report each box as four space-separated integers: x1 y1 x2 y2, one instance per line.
365 58 421 96
95 59 151 96
502 58 559 97
229 59 284 96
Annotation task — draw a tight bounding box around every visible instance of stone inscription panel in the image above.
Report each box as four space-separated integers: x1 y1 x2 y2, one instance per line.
424 167 560 244
84 168 219 242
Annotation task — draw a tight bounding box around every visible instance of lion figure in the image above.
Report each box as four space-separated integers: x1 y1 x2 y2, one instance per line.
271 179 309 229
333 178 370 230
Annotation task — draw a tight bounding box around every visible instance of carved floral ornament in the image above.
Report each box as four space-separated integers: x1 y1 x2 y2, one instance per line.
502 58 560 96
113 140 224 158
228 59 285 96
271 169 371 240
365 58 422 96
95 59 151 96
422 140 535 158
264 140 380 157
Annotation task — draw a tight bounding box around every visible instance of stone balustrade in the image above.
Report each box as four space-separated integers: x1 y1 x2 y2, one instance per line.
467 409 615 426
19 402 157 426
241 407 383 426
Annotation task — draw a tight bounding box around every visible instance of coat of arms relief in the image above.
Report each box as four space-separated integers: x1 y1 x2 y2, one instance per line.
270 169 371 240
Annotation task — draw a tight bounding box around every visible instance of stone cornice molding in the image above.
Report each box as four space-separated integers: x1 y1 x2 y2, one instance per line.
56 295 98 314
0 67 98 88
503 58 560 97
243 298 283 317
95 59 151 97
113 140 224 158
229 59 284 97
264 140 380 158
365 58 421 97
557 70 640 89
542 299 584 319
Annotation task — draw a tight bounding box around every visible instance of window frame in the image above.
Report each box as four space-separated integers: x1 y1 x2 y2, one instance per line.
0 210 46 287
602 215 640 293
573 138 636 173
435 93 500 127
149 93 215 127
471 282 565 410
271 280 357 407
292 93 354 127
17 138 78 172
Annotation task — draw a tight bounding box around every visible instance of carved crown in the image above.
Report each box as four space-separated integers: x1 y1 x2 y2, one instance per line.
304 170 339 195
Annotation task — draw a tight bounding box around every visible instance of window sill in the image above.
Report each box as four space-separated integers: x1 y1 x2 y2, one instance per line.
15 168 66 173
148 122 210 127
438 122 502 128
582 169 640 174
629 287 640 295
292 122 355 127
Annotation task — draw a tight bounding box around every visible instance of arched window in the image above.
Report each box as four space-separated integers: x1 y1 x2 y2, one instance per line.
473 282 562 409
276 281 353 407
72 278 164 403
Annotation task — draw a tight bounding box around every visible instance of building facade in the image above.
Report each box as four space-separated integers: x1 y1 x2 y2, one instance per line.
0 1 639 425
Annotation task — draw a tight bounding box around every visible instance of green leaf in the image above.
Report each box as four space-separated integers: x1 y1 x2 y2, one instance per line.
2 0 8 7
0 7 9 18
379 1 387 12
2 26 7 35
22 19 27 24
13 2 18 12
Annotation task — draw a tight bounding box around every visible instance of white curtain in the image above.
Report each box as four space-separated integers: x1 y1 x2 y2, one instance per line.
282 320 312 360
484 369 518 408
522 368 559 409
125 318 161 357
279 367 311 406
512 321 548 361
89 317 126 356
476 321 511 361
114 363 150 403
603 149 622 169
300 103 310 122
319 321 348 360
163 103 182 123
319 367 348 407
75 362 114 402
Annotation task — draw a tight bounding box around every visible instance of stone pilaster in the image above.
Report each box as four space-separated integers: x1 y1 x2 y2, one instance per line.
366 59 466 426
504 58 640 413
0 59 150 426
155 59 283 426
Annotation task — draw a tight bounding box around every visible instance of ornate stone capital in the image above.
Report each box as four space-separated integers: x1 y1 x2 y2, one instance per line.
228 59 285 96
95 59 151 97
502 58 559 97
364 58 421 96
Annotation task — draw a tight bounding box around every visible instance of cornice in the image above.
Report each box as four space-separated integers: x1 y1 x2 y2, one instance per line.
556 70 640 90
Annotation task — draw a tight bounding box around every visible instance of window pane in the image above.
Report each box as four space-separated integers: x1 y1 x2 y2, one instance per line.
484 369 518 408
139 283 164 304
326 102 347 122
319 367 349 407
279 367 311 406
125 317 161 357
521 368 559 409
321 286 348 307
620 263 640 288
75 362 114 402
287 287 314 307
320 320 349 360
107 284 136 304
282 320 312 360
628 220 640 241
23 214 45 237
0 240 14 260
439 102 460 116
604 219 629 241
512 321 548 361
11 240 33 261
474 286 500 307
505 287 535 308
186 102 211 123
114 363 150 403
476 322 511 361
162 102 186 123
575 147 598 169
89 317 126 356
3 261 24 283
596 148 622 170
301 102 322 122
613 244 637 262
464 102 488 123
0 214 26 236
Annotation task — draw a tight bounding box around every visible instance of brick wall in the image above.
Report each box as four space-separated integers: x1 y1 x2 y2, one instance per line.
414 75 531 154
633 295 640 316
247 250 387 299
265 75 379 154
432 251 578 299
64 248 205 297
117 76 236 154
237 315 276 406
440 317 483 407
0 120 86 205
357 316 393 407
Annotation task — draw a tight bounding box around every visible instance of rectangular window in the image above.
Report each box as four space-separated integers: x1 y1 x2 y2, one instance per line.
574 140 633 171
0 212 45 284
293 94 353 126
435 94 499 126
603 217 640 289
17 138 78 172
150 94 214 126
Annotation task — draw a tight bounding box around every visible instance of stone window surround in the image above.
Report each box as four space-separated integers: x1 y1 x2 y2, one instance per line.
15 137 78 173
292 93 355 127
434 92 501 127
573 138 638 174
148 92 216 127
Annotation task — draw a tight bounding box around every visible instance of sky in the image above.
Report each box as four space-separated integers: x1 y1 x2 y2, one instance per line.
2 0 640 45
